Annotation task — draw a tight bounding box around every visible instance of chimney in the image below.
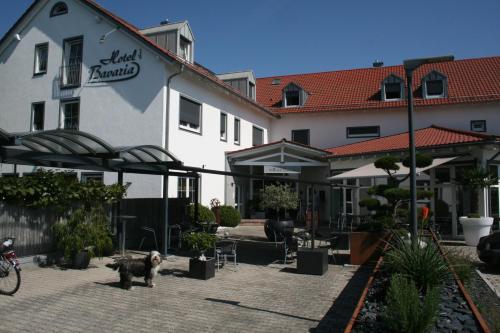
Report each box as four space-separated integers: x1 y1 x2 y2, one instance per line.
160 19 169 25
373 60 384 68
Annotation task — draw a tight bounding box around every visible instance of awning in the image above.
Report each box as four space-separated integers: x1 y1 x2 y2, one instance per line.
329 156 458 180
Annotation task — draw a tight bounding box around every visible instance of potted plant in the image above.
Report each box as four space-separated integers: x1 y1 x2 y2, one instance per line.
182 231 217 280
260 184 298 242
458 167 497 246
53 207 113 269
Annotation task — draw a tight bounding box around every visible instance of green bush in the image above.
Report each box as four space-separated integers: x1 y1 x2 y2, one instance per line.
219 205 241 227
53 207 113 261
187 203 215 223
385 236 449 292
182 232 216 254
383 274 439 333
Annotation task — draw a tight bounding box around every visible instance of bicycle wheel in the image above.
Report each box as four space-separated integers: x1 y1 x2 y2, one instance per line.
0 264 21 295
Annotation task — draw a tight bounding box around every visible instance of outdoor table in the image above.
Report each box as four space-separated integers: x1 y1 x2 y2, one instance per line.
116 215 137 255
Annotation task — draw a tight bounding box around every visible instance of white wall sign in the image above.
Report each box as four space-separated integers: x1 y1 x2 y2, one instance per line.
264 165 301 174
89 49 142 83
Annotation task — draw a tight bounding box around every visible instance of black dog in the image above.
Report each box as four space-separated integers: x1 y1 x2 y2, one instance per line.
106 251 162 290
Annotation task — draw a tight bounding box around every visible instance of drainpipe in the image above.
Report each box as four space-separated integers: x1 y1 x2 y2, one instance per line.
162 63 184 256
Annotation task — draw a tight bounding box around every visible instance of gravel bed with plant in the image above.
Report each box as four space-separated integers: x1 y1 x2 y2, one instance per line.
351 236 484 333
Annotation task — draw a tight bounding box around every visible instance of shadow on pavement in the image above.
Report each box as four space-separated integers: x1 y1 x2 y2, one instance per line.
310 265 373 333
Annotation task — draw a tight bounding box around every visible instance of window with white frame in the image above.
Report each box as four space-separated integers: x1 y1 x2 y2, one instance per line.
291 129 310 145
50 2 68 17
81 172 104 183
234 118 240 145
177 177 197 203
422 70 447 98
346 126 380 138
179 96 201 132
470 120 486 132
31 102 44 131
282 82 307 107
61 99 80 130
34 43 48 75
179 37 192 62
220 112 227 141
252 126 263 146
381 74 404 101
61 37 83 88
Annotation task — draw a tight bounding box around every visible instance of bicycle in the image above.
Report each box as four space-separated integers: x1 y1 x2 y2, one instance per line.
0 238 21 295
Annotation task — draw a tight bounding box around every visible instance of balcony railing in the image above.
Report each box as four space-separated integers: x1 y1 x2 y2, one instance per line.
59 62 82 88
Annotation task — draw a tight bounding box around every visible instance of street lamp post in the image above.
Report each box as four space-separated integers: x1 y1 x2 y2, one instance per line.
403 55 454 244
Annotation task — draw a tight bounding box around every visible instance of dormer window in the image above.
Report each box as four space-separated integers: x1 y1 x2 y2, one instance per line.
381 74 403 101
179 36 191 62
50 2 68 17
422 70 447 98
283 83 307 107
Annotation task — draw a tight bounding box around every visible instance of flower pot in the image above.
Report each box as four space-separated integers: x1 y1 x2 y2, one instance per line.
459 216 493 246
72 250 91 269
297 247 328 275
189 257 215 280
349 232 385 265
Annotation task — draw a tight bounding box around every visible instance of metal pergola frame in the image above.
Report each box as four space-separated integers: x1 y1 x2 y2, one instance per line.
0 128 348 255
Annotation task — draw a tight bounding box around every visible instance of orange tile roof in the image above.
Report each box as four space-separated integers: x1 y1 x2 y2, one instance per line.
326 125 500 157
256 57 500 114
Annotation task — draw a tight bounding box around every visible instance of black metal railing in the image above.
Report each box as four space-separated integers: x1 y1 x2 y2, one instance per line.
59 62 82 88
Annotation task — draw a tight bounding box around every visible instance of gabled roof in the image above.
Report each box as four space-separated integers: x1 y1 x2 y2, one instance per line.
326 125 500 158
256 56 500 114
0 0 276 118
227 138 328 157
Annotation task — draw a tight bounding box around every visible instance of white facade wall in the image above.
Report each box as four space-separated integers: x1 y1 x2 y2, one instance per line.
168 73 270 205
270 103 500 149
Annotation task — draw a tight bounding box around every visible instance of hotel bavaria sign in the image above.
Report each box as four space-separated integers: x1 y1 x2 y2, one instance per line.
88 49 142 83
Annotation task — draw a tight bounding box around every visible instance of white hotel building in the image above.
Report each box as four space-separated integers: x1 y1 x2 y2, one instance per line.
1 0 500 238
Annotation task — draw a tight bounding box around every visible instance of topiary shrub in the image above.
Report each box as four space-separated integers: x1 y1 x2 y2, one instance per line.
187 203 215 223
219 205 241 227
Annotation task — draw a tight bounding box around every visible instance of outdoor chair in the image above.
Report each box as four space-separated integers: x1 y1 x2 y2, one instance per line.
215 239 237 271
139 226 159 251
273 227 297 264
167 224 182 249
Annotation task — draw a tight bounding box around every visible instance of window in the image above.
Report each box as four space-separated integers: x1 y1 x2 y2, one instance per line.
31 102 44 131
425 80 444 96
422 70 447 98
283 83 307 107
179 96 201 133
471 120 486 132
177 177 197 203
61 99 80 130
249 82 255 100
346 126 380 138
252 126 263 146
381 74 403 101
179 37 191 62
234 118 240 145
291 129 310 145
220 112 227 141
50 2 68 17
81 172 104 183
34 43 48 75
61 37 83 88
272 79 281 85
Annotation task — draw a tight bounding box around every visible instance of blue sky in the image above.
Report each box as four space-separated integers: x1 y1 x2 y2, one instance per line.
1 0 499 77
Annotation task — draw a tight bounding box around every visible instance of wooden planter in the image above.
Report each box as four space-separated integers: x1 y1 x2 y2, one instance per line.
349 231 385 265
189 257 215 280
297 247 329 275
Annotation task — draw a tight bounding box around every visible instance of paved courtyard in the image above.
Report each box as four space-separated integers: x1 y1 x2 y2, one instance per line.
2 251 361 333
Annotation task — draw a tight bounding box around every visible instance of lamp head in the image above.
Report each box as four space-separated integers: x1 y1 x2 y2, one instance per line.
403 55 454 73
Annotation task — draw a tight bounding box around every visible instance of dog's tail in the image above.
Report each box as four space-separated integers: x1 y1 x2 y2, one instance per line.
105 262 120 270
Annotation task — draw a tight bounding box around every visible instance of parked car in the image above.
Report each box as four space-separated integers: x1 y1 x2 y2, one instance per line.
477 231 500 266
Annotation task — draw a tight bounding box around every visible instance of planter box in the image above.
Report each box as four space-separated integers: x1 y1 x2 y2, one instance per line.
72 250 90 269
297 247 328 275
189 257 215 280
349 232 385 265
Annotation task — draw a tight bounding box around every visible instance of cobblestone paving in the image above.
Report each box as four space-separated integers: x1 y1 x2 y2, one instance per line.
2 255 358 333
